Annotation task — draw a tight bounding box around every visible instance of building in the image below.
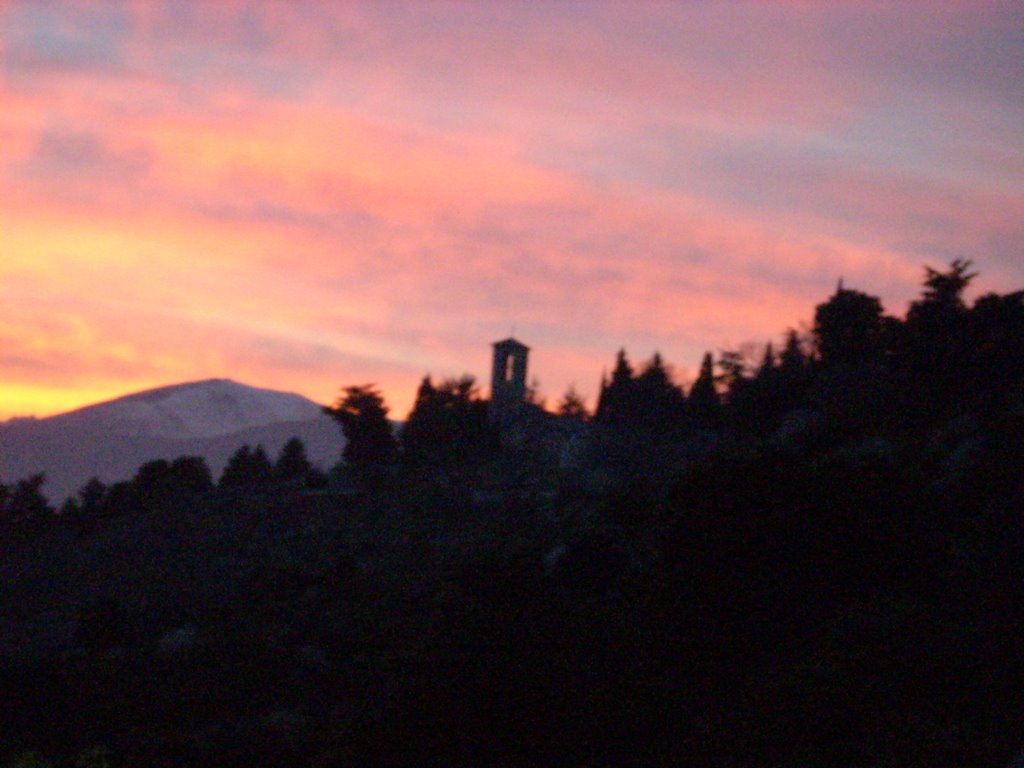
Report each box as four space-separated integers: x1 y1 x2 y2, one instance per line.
489 337 529 425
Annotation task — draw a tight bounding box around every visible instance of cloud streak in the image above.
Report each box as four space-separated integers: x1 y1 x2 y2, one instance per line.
1 0 1021 420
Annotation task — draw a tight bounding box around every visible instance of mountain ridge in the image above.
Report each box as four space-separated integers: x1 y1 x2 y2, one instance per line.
0 379 344 501
33 378 325 440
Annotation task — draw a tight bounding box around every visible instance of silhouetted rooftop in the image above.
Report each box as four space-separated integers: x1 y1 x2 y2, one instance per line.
492 337 529 351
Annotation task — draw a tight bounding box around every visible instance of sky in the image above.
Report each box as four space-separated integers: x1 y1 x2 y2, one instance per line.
2 0 1022 420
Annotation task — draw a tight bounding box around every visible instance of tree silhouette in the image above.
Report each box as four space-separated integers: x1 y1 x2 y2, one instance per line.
132 459 174 510
77 477 107 518
219 444 274 489
526 376 545 408
131 456 213 510
755 342 776 380
726 345 773 434
170 456 215 496
595 349 638 426
4 474 52 527
688 352 721 430
966 289 1024 414
774 329 812 412
898 260 980 425
634 352 686 432
921 258 977 308
813 285 900 436
325 385 399 471
715 349 749 402
401 376 441 466
557 385 589 421
275 436 312 482
813 285 888 368
220 445 252 488
905 259 976 344
401 375 493 468
778 330 806 378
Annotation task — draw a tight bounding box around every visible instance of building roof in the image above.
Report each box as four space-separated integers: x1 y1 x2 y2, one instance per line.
492 337 530 351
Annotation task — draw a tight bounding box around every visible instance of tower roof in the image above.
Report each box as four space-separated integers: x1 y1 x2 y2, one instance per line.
492 337 529 351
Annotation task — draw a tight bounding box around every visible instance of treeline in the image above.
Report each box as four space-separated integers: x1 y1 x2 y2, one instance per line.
322 376 497 479
591 258 1022 440
318 258 1023 487
1 260 1023 766
0 438 327 532
4 260 1022 523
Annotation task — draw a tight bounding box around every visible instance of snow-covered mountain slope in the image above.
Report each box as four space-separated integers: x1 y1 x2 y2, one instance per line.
43 378 324 440
0 379 344 502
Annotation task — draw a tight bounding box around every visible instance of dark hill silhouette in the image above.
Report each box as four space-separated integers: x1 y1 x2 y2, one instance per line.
1 261 1022 766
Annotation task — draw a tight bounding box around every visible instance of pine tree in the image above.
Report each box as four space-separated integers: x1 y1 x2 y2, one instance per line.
77 477 108 518
169 456 215 495
688 352 721 430
635 352 686 431
899 260 980 424
400 376 440 465
220 445 254 488
595 348 638 425
557 385 589 421
5 474 52 526
920 258 977 309
275 437 312 482
716 350 748 403
755 342 775 380
219 445 273 488
778 330 806 379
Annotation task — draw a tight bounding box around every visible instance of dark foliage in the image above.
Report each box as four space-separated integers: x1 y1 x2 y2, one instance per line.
400 375 495 469
132 456 214 511
595 350 686 436
324 384 399 472
274 437 313 484
77 477 108 518
687 350 721 430
813 283 891 368
219 444 274 489
594 348 638 426
556 384 589 421
2 474 52 528
2 260 1023 767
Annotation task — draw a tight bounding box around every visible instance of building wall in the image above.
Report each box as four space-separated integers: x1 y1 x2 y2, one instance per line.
490 339 529 424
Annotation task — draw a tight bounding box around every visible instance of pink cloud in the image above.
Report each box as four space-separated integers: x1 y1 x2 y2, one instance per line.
1 1 1021 420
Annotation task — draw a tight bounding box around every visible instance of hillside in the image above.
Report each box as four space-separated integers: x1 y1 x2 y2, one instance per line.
0 380 343 500
0 262 1022 767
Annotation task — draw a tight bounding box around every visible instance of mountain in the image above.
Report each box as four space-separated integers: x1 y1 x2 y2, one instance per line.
0 379 344 502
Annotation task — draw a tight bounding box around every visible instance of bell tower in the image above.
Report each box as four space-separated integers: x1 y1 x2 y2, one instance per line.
489 337 529 424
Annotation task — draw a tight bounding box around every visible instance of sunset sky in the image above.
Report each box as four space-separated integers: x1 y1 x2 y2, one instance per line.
2 1 1022 420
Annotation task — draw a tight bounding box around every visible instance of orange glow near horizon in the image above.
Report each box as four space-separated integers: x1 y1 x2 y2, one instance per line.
1 1 1022 423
